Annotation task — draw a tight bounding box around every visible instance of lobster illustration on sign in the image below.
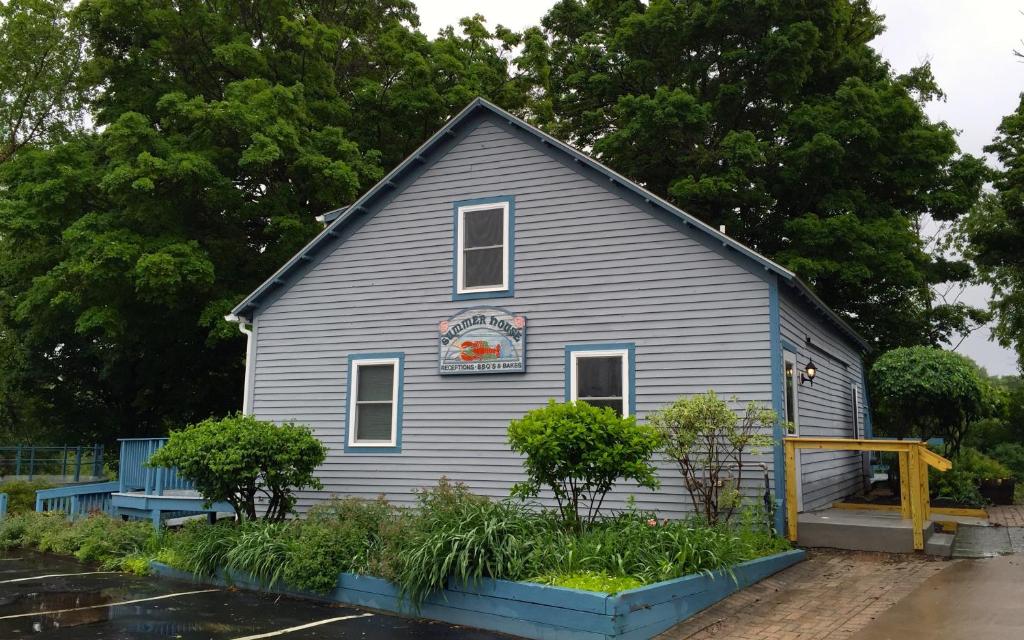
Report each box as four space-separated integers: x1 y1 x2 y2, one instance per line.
458 340 501 361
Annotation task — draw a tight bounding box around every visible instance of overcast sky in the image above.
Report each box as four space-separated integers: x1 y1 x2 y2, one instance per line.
417 1 1024 374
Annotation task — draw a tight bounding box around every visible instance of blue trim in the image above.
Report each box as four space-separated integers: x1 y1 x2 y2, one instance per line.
768 278 787 536
343 352 405 454
230 98 868 353
563 343 637 417
451 195 515 301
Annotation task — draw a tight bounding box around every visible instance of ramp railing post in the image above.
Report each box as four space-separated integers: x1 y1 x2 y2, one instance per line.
907 447 924 550
785 439 798 542
898 450 911 519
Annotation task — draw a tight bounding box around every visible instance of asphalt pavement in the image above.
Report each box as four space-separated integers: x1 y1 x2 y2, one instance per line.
0 550 505 640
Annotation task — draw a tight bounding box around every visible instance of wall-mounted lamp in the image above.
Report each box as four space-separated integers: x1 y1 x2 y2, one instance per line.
800 360 817 386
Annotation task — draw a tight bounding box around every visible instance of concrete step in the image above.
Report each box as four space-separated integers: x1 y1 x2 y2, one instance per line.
925 531 955 557
797 508 933 553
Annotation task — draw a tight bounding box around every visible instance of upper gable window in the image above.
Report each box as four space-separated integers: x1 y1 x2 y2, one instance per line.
454 197 514 299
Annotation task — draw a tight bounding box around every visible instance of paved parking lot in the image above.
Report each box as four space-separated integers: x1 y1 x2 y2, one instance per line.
0 551 503 640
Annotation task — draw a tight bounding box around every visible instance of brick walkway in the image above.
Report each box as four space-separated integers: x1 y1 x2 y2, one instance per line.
658 550 951 640
988 505 1024 527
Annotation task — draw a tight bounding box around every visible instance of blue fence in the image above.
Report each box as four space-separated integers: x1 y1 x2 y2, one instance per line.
118 438 194 495
35 481 120 519
0 445 104 480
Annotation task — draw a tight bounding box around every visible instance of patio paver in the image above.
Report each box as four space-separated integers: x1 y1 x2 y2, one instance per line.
657 549 950 640
988 505 1024 527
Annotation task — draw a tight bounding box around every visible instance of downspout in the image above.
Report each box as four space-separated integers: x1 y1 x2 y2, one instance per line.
225 314 253 415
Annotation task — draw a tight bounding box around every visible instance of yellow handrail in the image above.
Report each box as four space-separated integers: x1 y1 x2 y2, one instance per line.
783 437 952 551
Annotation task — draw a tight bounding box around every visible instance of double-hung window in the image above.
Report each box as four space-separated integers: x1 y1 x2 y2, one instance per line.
454 197 513 298
566 344 635 417
345 354 404 452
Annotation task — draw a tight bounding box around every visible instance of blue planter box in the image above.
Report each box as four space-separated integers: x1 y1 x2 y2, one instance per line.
150 548 805 640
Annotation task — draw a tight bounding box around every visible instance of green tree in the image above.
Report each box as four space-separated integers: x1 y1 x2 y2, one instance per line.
868 346 986 456
0 1 523 443
147 414 327 521
0 0 87 163
507 400 661 530
958 95 1024 369
519 0 987 350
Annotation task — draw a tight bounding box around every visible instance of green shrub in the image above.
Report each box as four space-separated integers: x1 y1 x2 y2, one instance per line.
870 347 986 457
148 413 327 521
393 479 556 605
283 498 395 592
930 447 1013 506
532 571 643 593
508 400 661 530
225 521 294 587
0 511 153 568
989 443 1024 482
649 391 775 525
0 480 54 514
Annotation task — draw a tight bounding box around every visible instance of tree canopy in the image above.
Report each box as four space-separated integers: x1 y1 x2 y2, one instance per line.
0 0 86 164
0 0 528 443
519 0 987 350
0 0 995 444
868 346 986 456
958 95 1024 369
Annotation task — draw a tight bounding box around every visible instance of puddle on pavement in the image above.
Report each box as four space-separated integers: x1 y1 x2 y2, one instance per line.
0 550 504 640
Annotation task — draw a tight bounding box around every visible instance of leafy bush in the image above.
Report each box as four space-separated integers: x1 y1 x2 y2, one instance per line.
393 479 554 605
649 391 775 524
148 413 327 521
1 483 790 604
283 498 395 592
930 447 1013 506
0 480 54 514
508 400 661 529
870 347 986 457
0 511 153 570
989 443 1024 482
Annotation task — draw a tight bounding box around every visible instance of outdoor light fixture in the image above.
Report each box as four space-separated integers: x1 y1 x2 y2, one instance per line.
801 360 817 386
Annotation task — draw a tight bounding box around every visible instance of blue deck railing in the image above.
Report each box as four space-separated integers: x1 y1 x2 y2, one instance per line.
35 481 120 519
118 438 194 495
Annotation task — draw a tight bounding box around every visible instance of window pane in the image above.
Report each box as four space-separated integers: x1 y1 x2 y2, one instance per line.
576 356 623 398
582 398 624 417
357 364 394 402
356 403 393 441
464 208 504 248
463 247 503 288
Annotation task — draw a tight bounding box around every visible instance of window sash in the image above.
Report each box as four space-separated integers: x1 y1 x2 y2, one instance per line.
348 359 399 447
783 350 799 431
457 202 509 293
570 350 630 417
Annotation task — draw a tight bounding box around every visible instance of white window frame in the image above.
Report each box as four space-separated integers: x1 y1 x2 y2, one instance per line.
456 200 510 294
783 350 800 432
569 348 631 417
347 357 400 448
783 349 804 511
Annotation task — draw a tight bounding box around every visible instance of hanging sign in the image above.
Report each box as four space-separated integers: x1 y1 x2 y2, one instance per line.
438 307 526 374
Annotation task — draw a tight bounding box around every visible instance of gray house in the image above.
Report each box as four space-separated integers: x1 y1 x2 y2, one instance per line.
227 98 873 530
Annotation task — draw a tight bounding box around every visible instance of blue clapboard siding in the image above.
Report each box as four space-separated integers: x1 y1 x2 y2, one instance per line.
779 287 866 510
149 549 806 640
250 111 777 517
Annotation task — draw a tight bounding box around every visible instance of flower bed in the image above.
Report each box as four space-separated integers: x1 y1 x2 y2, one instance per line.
148 550 806 640
0 479 799 638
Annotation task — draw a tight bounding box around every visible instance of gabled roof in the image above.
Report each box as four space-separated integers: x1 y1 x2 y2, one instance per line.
228 97 869 351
